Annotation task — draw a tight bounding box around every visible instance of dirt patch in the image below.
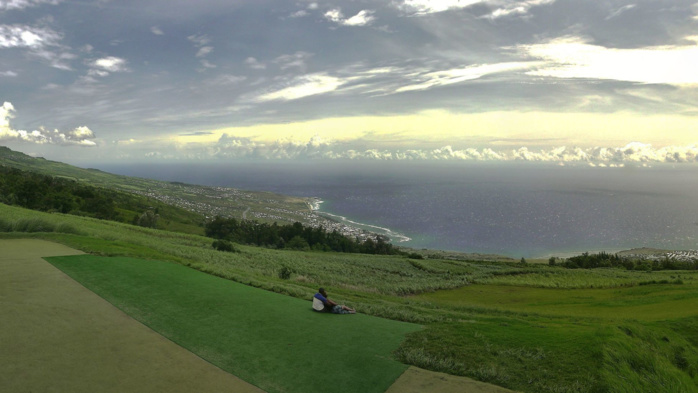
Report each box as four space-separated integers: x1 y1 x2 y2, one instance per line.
0 239 264 393
386 366 517 393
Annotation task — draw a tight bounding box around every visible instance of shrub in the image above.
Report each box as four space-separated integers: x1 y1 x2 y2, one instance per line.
278 266 293 280
408 253 424 260
136 210 159 228
212 239 237 252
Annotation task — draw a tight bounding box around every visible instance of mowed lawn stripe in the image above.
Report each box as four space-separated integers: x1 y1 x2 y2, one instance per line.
47 255 421 393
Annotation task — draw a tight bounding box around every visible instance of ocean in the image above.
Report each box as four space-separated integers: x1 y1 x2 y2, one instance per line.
99 161 698 258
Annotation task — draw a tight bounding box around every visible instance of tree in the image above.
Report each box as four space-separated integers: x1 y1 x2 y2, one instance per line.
136 210 159 228
286 235 310 251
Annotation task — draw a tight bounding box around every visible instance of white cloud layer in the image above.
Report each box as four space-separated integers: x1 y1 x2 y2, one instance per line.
166 134 698 165
0 101 96 146
517 36 698 85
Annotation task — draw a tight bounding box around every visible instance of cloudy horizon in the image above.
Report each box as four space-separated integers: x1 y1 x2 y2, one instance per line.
1 0 697 166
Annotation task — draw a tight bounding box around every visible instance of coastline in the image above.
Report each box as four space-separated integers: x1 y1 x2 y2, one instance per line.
308 197 412 243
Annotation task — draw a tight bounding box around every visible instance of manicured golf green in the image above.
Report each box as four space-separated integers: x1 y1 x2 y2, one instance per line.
47 255 421 393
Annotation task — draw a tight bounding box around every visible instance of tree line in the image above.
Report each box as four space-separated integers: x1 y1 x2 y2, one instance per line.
205 216 402 255
0 166 121 220
556 251 697 271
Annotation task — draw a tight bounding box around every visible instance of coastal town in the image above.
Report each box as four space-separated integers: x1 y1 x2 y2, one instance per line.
131 183 380 242
620 248 698 263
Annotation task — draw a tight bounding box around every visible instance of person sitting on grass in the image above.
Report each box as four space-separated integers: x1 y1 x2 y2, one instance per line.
312 288 356 314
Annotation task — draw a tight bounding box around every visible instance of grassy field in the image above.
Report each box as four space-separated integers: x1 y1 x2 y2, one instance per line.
417 280 698 320
47 255 419 393
2 202 698 392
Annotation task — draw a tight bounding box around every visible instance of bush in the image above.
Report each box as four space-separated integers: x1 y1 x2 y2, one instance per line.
212 239 237 252
278 266 293 280
408 252 424 260
136 210 159 228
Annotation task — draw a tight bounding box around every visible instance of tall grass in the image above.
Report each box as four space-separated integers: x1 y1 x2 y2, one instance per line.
0 216 82 235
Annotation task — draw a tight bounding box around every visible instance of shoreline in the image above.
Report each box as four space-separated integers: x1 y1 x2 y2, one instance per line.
309 197 412 243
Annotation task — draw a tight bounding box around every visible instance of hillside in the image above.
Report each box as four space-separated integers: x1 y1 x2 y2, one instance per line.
0 146 333 228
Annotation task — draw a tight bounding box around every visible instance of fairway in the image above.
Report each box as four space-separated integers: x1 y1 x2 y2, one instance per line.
416 282 698 320
47 254 422 393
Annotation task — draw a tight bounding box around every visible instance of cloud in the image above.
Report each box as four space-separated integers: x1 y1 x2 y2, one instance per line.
245 57 266 70
188 33 215 69
150 26 164 35
324 8 376 26
87 56 127 77
0 24 73 69
605 4 636 20
196 46 213 58
254 74 345 102
394 0 556 19
273 51 312 70
343 10 376 26
93 56 127 72
0 25 58 48
516 36 698 85
394 0 483 15
0 0 61 10
1 70 18 77
289 10 308 18
187 34 210 47
395 62 539 92
484 0 555 20
167 131 698 165
199 59 216 69
324 9 343 23
0 101 97 146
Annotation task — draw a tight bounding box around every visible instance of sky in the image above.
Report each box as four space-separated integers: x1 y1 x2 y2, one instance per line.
1 0 697 166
